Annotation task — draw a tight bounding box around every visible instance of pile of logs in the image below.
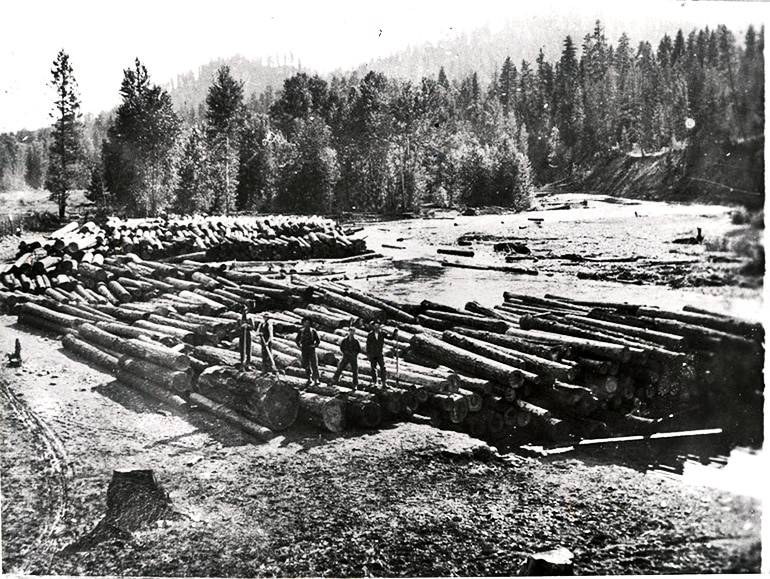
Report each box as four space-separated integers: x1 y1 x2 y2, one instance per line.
3 230 763 447
0 216 366 296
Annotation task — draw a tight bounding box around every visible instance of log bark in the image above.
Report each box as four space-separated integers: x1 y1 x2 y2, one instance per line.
62 333 120 372
423 309 510 333
455 327 569 361
443 331 577 383
441 331 542 384
319 289 385 321
78 323 190 371
563 314 685 350
410 333 525 389
195 366 298 431
118 356 191 393
509 323 631 362
116 370 188 410
18 302 84 329
189 393 275 441
297 391 346 432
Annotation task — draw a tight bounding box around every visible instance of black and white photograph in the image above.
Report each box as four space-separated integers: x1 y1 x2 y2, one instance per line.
0 0 766 575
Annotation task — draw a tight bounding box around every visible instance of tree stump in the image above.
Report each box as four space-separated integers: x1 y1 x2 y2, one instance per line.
520 546 575 576
65 469 179 552
104 469 177 532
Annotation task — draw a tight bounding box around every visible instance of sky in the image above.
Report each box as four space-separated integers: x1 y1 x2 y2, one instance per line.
1 0 767 133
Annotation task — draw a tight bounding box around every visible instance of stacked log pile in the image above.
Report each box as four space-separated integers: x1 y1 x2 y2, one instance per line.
3 229 762 447
0 215 366 299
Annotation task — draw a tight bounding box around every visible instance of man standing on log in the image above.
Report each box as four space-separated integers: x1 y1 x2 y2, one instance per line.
295 317 320 385
238 307 255 370
256 315 277 375
331 325 361 389
366 320 389 386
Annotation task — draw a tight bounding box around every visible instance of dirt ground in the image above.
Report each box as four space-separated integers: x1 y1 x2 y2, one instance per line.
0 314 763 576
0 194 765 576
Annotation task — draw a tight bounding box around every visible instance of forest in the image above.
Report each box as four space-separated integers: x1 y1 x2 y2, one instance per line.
0 21 764 218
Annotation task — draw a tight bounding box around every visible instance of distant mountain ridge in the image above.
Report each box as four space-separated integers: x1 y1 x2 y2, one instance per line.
167 55 303 118
353 14 757 84
167 13 756 114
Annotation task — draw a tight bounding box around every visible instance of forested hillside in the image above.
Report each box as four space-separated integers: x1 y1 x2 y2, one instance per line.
0 21 763 218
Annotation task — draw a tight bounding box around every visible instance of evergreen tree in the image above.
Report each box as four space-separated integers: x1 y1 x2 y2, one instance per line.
46 50 85 219
499 57 516 117
237 112 280 211
275 117 339 213
103 59 181 216
206 66 244 214
174 126 213 213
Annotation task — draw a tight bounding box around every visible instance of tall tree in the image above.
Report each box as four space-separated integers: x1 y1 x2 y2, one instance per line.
46 50 85 219
103 59 181 216
206 66 244 214
174 126 213 213
275 117 339 213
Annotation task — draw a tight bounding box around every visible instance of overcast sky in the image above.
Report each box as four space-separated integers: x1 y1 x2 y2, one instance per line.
1 0 766 133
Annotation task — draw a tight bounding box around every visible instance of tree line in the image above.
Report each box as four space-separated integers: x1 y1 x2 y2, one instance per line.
0 21 763 218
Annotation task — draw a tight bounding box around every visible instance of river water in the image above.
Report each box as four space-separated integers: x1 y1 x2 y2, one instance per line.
326 194 765 498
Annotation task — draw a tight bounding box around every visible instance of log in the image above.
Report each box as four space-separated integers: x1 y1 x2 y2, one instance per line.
515 400 571 441
95 283 120 305
564 314 685 350
189 393 275 441
437 247 475 257
118 356 191 393
455 327 569 361
425 393 469 423
195 366 299 431
116 370 188 410
297 391 346 432
292 308 348 330
329 285 416 324
18 302 83 329
133 320 196 344
441 331 542 385
106 280 133 303
509 324 631 362
319 289 385 321
77 323 191 371
192 345 241 367
445 373 494 396
423 309 510 333
640 306 762 341
443 331 577 383
282 369 383 428
94 321 172 344
41 299 116 324
457 388 482 412
62 333 120 372
410 333 525 389
441 261 538 275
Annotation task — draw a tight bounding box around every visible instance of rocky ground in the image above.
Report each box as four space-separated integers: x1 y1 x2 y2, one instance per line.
0 314 763 576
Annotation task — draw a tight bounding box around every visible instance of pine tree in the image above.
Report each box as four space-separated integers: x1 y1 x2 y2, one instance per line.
46 50 85 219
205 66 244 214
499 57 516 117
